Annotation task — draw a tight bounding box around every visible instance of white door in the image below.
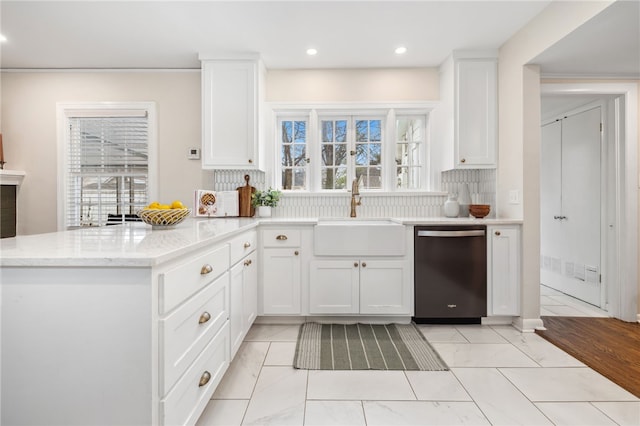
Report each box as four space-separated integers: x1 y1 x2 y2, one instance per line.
540 107 602 307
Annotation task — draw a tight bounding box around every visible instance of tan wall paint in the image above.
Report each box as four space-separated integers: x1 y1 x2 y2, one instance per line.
498 0 619 326
267 68 439 102
1 72 205 235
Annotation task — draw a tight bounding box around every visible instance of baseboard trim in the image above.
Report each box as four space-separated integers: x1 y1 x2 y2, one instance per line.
637 314 640 323
513 317 545 332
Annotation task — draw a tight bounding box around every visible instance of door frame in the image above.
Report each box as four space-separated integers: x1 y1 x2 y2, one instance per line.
541 83 638 322
540 101 607 309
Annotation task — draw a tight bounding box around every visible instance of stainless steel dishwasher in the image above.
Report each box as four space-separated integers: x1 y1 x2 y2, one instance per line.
413 225 487 324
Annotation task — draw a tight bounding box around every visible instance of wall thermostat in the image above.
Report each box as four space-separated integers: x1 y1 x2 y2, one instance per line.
188 147 200 160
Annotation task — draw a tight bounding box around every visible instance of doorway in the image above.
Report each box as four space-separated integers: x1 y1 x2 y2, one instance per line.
539 83 638 322
540 101 605 313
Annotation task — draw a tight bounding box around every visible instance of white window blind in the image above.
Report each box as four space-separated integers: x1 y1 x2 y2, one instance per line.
66 114 149 228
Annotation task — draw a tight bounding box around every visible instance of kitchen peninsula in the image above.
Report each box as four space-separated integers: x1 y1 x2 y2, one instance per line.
1 216 521 425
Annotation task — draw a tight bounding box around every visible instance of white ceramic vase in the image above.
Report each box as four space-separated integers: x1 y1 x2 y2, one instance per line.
257 206 272 218
443 195 459 218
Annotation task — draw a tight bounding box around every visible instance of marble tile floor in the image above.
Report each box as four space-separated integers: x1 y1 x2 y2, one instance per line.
540 284 609 318
196 323 639 426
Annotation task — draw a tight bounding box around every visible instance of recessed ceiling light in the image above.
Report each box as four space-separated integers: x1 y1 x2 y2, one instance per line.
306 48 318 56
0 34 7 43
395 46 407 55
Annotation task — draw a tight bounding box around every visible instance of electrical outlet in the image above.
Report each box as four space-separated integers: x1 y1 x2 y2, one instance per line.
508 190 519 204
187 147 200 160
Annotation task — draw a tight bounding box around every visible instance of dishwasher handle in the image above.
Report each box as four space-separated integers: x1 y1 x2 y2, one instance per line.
416 230 485 238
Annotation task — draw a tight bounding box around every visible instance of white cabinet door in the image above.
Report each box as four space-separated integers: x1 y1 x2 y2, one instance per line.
309 260 360 314
229 251 258 359
455 59 497 168
262 248 301 314
488 226 520 316
229 260 245 358
359 260 410 315
201 59 260 169
243 251 258 329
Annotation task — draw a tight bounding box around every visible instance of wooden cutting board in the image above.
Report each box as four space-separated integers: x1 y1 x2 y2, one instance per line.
237 174 256 217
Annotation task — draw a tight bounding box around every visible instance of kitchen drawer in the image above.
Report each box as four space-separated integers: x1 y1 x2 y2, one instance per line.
159 272 229 397
159 244 230 314
262 229 301 248
229 230 257 266
161 322 230 426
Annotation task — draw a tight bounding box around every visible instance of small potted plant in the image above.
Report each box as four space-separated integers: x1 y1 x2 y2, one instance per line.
251 188 281 217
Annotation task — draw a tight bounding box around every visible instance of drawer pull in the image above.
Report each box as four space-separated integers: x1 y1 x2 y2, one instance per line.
244 242 251 248
198 312 211 324
200 264 213 275
361 262 367 267
199 371 211 387
276 235 288 241
447 304 457 308
244 259 252 266
354 262 359 267
494 231 501 236
294 251 299 256
460 158 466 163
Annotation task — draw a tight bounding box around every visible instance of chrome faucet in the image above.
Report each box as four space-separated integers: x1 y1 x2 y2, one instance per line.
350 177 362 217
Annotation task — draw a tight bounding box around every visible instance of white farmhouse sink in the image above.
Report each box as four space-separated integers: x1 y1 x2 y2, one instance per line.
314 218 406 256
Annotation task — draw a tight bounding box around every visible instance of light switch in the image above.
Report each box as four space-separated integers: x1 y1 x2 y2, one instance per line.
508 190 519 204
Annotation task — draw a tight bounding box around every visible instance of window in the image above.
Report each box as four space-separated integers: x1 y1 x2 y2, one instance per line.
274 105 430 192
395 116 424 190
279 118 308 190
58 103 156 229
320 117 383 190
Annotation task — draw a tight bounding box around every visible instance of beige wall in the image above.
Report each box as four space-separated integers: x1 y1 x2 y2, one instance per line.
1 72 204 235
1 68 438 235
267 68 439 102
497 0 622 327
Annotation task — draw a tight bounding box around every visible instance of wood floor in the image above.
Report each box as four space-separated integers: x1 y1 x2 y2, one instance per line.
536 316 640 398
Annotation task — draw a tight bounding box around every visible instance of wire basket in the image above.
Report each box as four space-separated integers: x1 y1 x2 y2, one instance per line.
137 208 191 228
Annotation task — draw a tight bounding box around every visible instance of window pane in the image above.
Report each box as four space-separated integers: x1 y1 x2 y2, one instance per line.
356 120 368 142
293 169 306 188
282 168 293 190
322 121 333 142
335 144 347 166
293 144 306 165
397 117 423 142
321 144 334 166
282 145 293 166
282 121 292 143
369 143 381 166
370 120 381 142
355 143 367 166
334 167 347 189
335 120 347 142
294 121 306 143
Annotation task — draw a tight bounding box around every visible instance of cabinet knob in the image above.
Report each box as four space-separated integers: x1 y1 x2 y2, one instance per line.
244 242 251 248
494 231 501 236
248 159 253 164
460 158 466 163
244 259 252 266
361 262 367 267
199 312 211 324
276 235 288 241
354 262 359 267
199 371 211 387
200 264 213 275
294 251 299 256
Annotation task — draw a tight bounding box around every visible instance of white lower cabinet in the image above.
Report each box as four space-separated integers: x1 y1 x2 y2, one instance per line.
487 225 521 316
309 259 410 315
229 251 257 358
262 247 301 314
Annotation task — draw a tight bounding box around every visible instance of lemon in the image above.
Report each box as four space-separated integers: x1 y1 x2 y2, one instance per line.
148 201 161 209
171 200 185 209
158 204 171 210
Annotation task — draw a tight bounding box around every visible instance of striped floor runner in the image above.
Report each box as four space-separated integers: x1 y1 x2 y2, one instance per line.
293 323 448 371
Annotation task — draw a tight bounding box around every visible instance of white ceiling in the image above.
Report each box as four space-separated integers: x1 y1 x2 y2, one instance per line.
1 1 637 78
1 0 553 70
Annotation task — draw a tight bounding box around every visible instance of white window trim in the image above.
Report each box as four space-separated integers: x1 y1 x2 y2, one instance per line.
56 102 158 231
266 101 436 193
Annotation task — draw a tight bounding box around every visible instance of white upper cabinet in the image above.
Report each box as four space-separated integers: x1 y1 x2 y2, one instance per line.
438 51 498 169
200 54 264 169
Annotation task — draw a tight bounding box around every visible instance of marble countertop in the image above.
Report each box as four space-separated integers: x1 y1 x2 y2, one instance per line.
0 216 522 267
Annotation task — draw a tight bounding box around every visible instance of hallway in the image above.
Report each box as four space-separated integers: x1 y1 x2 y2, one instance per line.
540 284 608 318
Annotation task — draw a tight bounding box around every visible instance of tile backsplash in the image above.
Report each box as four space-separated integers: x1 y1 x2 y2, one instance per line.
211 168 495 218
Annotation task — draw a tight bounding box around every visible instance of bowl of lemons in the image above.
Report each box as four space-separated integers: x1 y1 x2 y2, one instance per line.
137 200 191 229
